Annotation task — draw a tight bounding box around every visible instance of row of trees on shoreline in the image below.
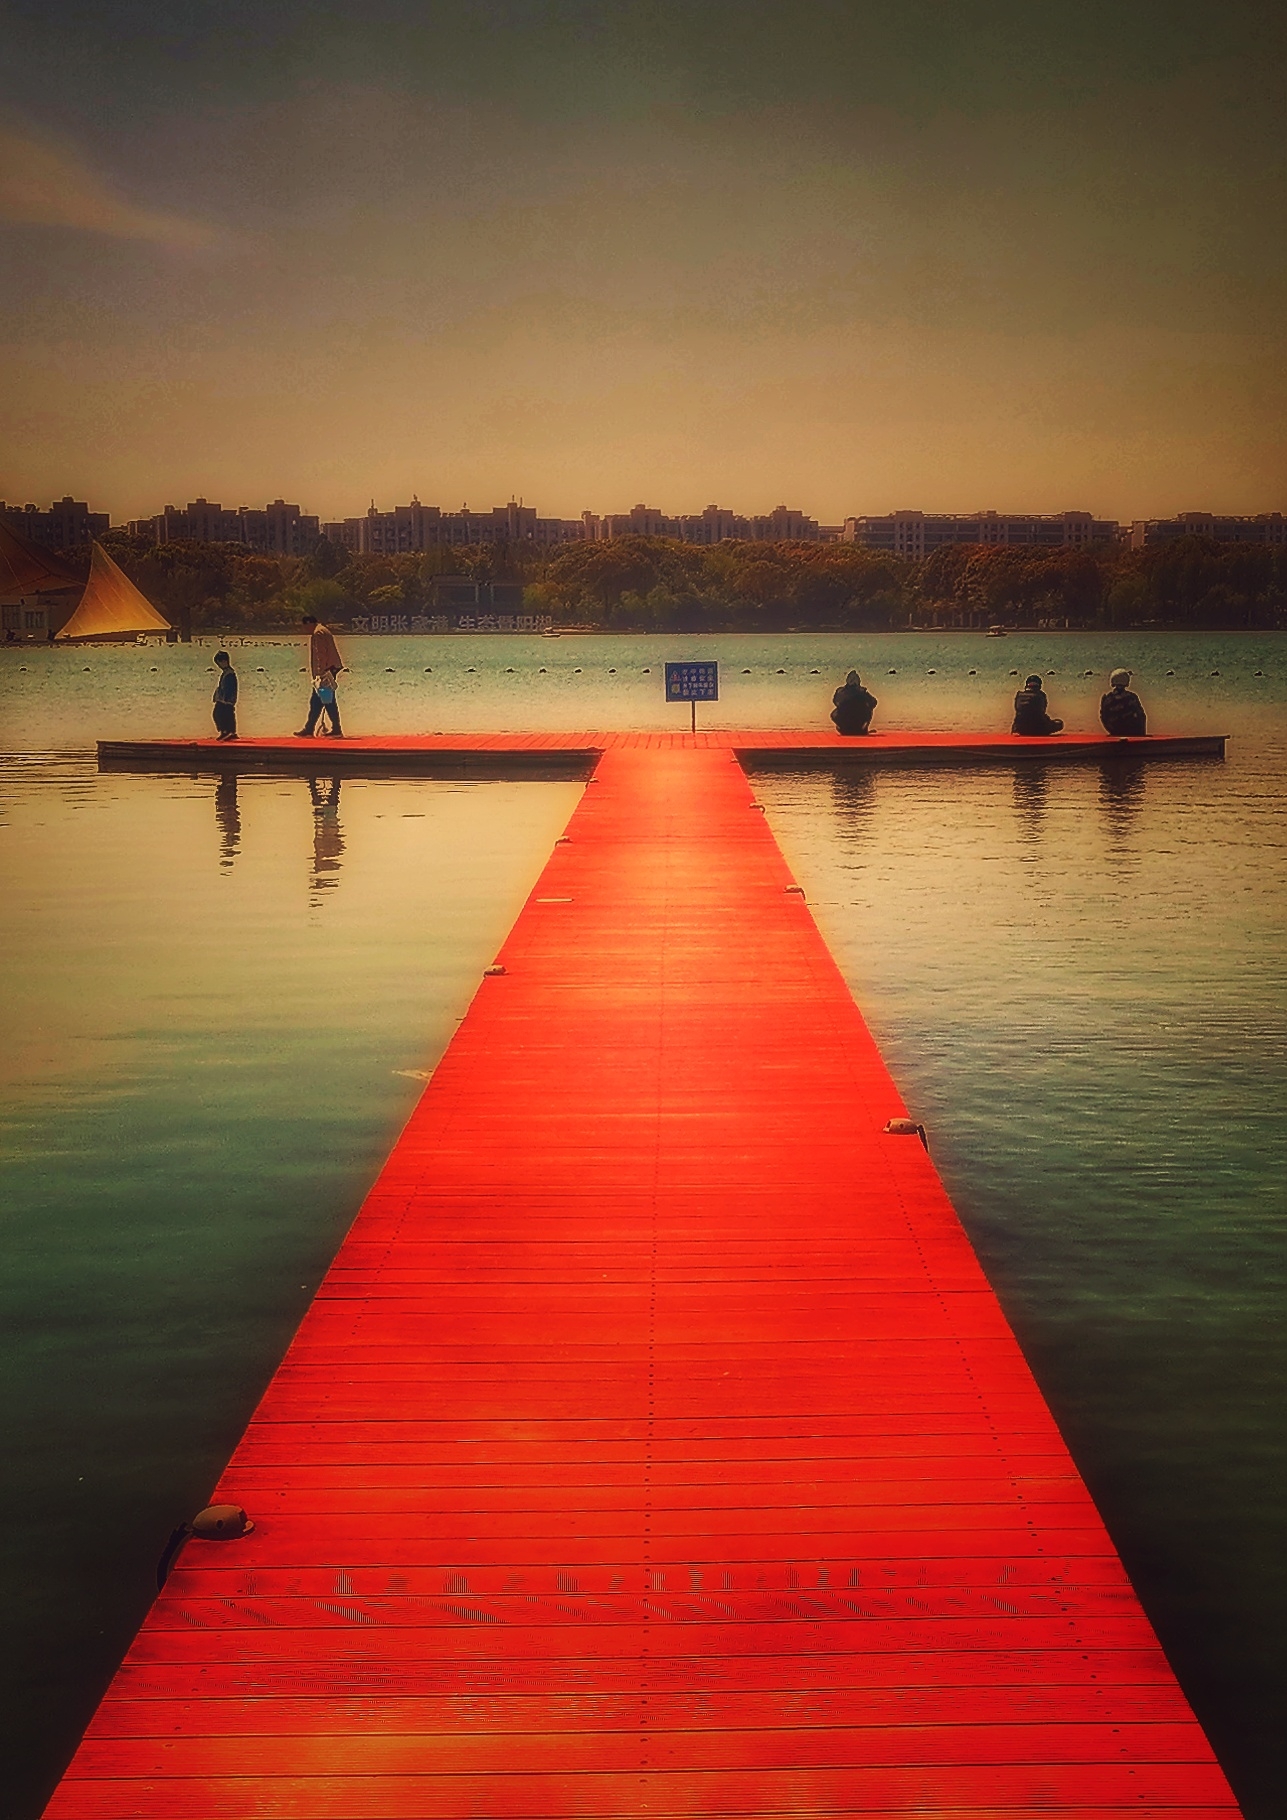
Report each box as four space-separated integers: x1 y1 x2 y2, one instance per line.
90 528 1287 635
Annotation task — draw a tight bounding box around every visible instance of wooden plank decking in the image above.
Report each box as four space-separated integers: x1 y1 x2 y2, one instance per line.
47 740 1241 1816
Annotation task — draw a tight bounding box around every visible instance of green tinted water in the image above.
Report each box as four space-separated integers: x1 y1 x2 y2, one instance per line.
1 632 1284 1815
0 753 582 1816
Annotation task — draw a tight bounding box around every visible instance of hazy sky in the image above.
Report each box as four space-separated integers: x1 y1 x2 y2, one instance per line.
2 0 1284 522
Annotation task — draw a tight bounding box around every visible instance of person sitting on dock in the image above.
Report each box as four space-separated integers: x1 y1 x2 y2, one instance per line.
1011 674 1063 736
831 670 878 736
1100 668 1147 737
211 650 238 741
296 615 345 738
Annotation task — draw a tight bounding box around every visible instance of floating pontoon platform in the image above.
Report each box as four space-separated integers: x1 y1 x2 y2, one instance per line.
97 727 1226 774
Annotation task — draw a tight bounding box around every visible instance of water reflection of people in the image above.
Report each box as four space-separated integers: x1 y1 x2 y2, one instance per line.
828 766 878 839
1098 759 1147 846
308 776 344 897
1013 765 1048 843
214 773 240 870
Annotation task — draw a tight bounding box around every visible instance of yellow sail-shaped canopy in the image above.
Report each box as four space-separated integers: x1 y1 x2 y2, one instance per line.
56 543 171 640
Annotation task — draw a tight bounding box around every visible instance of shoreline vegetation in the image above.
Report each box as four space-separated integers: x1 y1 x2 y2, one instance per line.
65 529 1287 638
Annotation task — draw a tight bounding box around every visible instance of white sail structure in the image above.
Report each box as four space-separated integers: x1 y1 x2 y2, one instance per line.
56 543 170 640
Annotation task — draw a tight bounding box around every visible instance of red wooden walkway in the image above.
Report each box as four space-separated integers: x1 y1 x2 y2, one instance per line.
49 742 1240 1816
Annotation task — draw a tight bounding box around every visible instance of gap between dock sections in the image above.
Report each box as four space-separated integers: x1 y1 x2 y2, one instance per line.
45 742 1242 1817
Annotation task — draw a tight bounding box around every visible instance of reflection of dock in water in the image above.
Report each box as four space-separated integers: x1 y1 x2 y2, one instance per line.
52 734 1241 1817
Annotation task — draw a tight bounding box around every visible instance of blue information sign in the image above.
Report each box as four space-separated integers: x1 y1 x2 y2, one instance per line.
664 662 719 702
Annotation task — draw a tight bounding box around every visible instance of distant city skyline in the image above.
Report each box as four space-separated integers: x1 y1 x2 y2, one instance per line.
5 491 1284 560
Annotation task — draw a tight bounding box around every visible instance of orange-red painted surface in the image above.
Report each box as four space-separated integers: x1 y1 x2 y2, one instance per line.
48 744 1241 1816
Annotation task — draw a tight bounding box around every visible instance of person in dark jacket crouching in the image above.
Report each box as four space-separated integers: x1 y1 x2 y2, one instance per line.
1011 674 1063 735
831 670 878 735
1100 668 1147 736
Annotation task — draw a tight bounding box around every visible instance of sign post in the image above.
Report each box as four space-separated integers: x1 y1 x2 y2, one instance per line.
664 661 719 733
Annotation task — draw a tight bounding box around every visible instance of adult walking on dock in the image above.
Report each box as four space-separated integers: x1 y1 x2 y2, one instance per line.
1100 667 1148 736
295 614 345 738
211 650 237 740
830 668 878 735
1011 672 1063 735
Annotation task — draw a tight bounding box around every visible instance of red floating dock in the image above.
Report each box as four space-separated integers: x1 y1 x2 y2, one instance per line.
98 727 1227 772
48 741 1241 1816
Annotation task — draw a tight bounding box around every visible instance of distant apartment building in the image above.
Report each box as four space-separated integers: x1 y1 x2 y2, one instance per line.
321 500 585 555
843 510 1119 558
582 503 823 543
1128 512 1287 549
582 503 679 540
130 498 320 556
0 496 109 552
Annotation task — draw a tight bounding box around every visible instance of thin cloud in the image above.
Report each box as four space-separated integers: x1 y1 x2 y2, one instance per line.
0 124 218 248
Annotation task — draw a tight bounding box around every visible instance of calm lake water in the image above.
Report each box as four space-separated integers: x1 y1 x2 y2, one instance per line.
2 631 1284 1816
